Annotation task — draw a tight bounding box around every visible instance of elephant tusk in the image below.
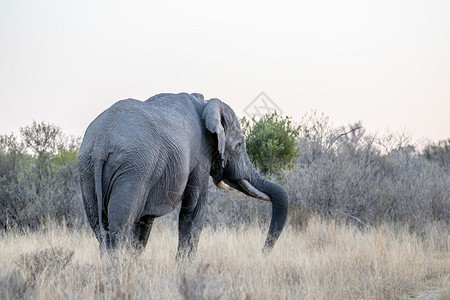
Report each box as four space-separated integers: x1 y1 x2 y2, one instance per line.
238 179 271 201
215 180 231 190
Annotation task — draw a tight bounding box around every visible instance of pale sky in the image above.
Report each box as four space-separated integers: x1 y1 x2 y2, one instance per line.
1 0 449 143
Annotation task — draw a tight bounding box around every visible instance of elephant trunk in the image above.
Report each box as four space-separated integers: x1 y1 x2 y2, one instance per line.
245 168 288 252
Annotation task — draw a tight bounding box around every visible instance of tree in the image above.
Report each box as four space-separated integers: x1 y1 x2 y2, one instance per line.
20 121 62 159
241 113 300 175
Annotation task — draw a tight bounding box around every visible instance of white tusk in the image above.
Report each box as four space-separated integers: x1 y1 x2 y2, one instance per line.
215 180 231 190
238 179 271 201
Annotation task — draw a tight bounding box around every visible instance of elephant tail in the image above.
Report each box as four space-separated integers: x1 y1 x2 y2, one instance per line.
94 157 106 246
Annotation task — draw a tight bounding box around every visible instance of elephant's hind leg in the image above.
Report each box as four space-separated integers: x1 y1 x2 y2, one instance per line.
107 179 148 250
132 215 155 252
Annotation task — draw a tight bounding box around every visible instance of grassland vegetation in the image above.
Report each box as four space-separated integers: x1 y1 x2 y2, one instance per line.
0 115 449 299
0 218 448 299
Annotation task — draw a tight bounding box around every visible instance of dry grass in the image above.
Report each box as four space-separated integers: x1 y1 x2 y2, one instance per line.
0 218 449 300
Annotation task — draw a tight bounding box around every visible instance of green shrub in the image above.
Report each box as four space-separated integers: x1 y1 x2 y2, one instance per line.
241 113 300 175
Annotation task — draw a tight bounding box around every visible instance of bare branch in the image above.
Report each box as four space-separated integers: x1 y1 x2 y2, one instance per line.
325 125 363 154
334 209 371 228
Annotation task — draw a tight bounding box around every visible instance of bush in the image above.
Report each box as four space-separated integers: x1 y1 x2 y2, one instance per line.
241 113 300 175
0 122 83 230
423 138 450 170
1 117 449 233
0 247 74 299
282 111 450 229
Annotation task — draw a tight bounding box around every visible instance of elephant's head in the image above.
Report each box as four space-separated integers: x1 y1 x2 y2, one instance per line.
202 98 288 252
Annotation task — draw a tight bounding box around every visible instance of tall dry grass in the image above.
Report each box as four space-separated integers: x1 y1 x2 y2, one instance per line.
1 218 448 299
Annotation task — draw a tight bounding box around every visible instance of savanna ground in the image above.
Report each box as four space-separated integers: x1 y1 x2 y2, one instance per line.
0 217 448 300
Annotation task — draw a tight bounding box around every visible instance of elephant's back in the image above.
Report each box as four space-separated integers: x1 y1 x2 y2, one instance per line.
82 99 161 152
79 96 201 170
87 93 204 135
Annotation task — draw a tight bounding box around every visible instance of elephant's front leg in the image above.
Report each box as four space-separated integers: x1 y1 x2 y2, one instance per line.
176 169 209 260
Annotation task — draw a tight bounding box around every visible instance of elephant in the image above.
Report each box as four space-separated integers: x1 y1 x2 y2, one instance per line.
78 92 288 258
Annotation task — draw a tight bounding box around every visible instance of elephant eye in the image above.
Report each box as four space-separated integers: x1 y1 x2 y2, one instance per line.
234 142 242 151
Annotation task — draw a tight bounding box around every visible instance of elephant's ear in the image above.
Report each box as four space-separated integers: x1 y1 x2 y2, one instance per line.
203 98 226 165
191 93 204 100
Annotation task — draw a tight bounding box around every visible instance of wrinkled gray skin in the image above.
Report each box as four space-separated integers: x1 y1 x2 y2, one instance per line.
78 93 288 258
